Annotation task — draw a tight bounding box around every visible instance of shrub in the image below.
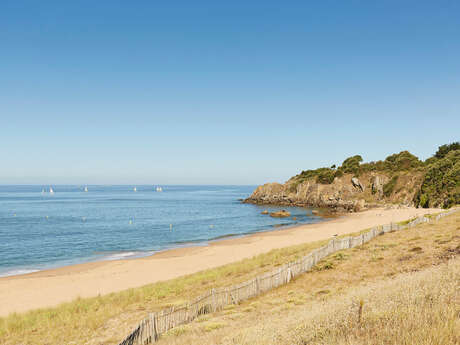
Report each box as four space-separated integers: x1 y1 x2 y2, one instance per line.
434 142 460 159
341 155 363 174
416 149 460 208
316 169 335 184
383 175 399 197
384 151 422 171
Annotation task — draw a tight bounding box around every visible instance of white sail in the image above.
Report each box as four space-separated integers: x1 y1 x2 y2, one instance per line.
49 187 54 194
84 186 88 192
156 186 163 192
133 187 137 192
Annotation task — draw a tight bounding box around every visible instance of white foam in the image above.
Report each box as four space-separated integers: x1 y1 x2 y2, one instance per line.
0 269 40 277
101 251 153 261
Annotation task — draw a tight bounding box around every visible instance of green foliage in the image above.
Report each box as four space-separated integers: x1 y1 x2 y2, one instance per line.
384 151 422 171
297 167 338 185
383 175 399 197
434 142 460 159
298 169 321 180
416 149 460 208
316 168 335 184
341 155 363 174
334 169 344 178
292 142 459 208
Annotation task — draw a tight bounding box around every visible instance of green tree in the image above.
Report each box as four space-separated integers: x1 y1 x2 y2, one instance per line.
434 142 460 159
341 155 363 174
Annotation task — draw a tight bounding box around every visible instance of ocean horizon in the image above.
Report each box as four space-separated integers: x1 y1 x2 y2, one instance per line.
0 185 323 277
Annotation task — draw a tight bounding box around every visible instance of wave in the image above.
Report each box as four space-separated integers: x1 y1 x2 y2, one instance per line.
0 268 40 277
98 251 154 261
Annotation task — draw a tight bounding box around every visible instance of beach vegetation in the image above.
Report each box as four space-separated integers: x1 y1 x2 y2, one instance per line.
125 212 459 345
1 212 459 345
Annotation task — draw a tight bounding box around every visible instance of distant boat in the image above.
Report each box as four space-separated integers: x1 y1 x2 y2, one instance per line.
133 187 137 192
41 188 45 194
156 186 163 192
49 187 54 194
84 186 88 192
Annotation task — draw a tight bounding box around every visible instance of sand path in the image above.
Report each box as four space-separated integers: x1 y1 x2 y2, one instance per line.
0 207 439 316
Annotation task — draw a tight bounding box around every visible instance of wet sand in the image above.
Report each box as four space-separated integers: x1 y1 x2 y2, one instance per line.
0 207 440 316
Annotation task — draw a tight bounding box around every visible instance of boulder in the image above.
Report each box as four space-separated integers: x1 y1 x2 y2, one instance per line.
353 199 366 212
261 210 269 215
270 210 291 218
351 177 365 192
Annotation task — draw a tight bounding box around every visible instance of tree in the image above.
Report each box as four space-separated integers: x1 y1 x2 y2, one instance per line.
434 142 460 159
341 155 363 174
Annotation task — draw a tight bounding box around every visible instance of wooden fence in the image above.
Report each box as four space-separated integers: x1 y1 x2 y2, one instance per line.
118 208 458 345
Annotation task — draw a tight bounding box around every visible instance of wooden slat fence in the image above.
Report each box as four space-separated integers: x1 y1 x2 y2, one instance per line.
118 208 458 345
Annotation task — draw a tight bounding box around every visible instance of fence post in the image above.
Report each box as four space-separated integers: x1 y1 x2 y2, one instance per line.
211 289 216 312
153 313 158 341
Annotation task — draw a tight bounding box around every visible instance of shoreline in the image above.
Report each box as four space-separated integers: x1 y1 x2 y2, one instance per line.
0 213 327 279
0 206 440 317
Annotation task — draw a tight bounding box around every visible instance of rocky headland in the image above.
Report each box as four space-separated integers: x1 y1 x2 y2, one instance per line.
244 142 460 213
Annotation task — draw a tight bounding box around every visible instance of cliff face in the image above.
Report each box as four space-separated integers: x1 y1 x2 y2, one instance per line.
244 171 424 212
246 144 459 212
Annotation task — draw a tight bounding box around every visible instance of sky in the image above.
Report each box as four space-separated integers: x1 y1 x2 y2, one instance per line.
1 1 459 185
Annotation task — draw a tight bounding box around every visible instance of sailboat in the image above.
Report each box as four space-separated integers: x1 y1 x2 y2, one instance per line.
84 186 88 192
49 187 54 194
156 186 163 192
133 187 137 192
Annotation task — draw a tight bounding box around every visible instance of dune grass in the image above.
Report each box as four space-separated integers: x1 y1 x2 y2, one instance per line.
149 211 460 345
1 211 458 344
0 234 331 344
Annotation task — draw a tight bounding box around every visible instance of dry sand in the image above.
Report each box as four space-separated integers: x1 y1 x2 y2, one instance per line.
0 207 440 316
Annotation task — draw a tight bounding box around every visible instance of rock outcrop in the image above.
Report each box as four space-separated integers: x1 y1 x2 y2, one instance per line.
269 210 291 218
371 175 388 199
244 171 423 213
351 177 365 192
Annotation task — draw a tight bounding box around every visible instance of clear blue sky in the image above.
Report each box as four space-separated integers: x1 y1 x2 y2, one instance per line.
1 1 459 185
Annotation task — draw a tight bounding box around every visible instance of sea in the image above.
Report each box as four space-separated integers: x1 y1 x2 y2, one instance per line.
0 185 323 277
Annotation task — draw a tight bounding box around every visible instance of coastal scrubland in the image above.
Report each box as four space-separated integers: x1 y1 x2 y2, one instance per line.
245 142 460 211
0 210 458 345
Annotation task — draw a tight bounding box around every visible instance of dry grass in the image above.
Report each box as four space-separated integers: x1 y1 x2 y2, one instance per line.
219 259 460 345
0 233 331 344
0 212 458 345
150 212 460 345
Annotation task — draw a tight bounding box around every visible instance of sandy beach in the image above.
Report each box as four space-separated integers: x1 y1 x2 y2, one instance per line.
0 207 440 317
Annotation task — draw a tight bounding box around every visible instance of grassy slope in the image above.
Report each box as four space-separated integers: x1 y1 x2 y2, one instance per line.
0 236 333 344
153 212 460 345
0 212 458 345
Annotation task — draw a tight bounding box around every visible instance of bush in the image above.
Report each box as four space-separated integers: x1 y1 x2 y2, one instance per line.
416 149 460 208
316 168 335 184
383 175 399 197
384 151 422 171
434 142 460 159
341 155 363 174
